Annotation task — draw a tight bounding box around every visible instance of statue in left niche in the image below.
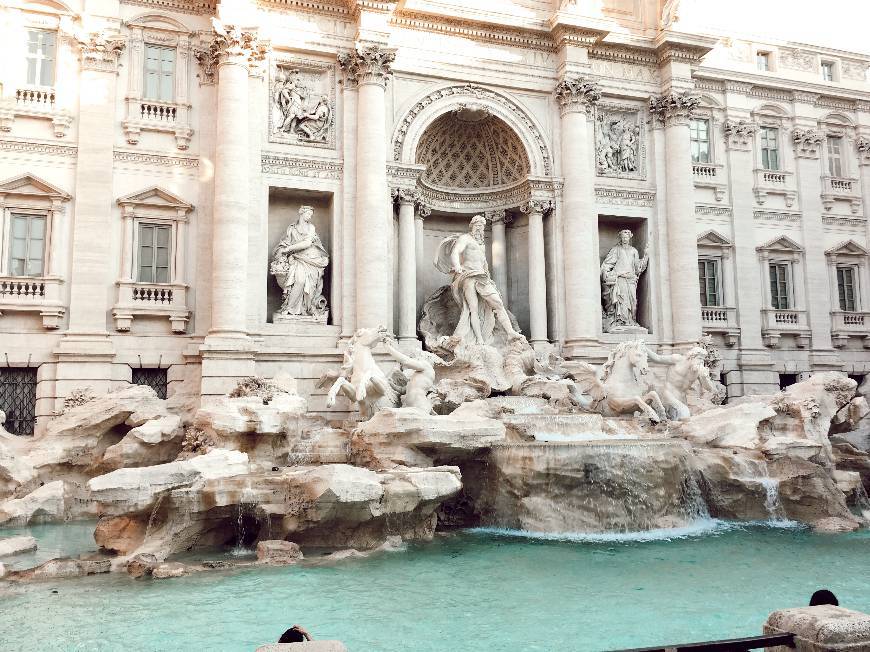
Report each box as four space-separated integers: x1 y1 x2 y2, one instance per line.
273 68 332 142
270 205 329 323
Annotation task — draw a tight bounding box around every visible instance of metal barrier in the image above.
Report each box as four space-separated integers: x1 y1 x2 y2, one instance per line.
606 632 796 652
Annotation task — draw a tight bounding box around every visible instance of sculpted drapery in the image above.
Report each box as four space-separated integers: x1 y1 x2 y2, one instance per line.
601 229 648 332
270 205 329 320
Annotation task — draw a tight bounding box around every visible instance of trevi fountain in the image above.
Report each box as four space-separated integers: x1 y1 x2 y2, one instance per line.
2 0 870 650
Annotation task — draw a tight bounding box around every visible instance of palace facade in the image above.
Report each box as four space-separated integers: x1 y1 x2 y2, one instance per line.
2 0 870 435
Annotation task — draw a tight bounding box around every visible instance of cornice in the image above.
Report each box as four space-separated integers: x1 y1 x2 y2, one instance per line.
0 139 77 158
256 0 350 18
120 0 216 14
589 44 658 68
693 70 870 108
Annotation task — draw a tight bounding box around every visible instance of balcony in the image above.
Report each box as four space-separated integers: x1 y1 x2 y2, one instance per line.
123 99 192 150
0 276 65 328
113 281 189 333
831 311 870 348
700 305 739 346
692 163 726 202
821 176 861 214
0 87 72 137
761 307 811 348
753 169 796 207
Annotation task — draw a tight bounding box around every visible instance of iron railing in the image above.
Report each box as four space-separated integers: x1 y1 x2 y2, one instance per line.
607 632 795 652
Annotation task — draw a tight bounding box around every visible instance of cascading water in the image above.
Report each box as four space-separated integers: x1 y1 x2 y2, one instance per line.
854 482 870 523
758 476 787 522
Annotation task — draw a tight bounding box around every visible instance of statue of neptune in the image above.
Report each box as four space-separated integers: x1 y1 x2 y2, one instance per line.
600 229 649 332
435 215 522 346
270 205 329 322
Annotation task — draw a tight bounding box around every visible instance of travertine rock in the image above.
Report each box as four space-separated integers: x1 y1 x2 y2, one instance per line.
0 480 66 525
691 448 773 521
812 517 861 533
256 540 303 565
0 433 37 501
126 553 159 578
152 561 188 579
94 514 148 555
764 605 870 651
6 557 111 581
0 535 37 557
769 457 859 526
679 403 776 449
102 414 183 470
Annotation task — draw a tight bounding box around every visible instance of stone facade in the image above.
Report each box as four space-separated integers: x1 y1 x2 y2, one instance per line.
2 0 870 433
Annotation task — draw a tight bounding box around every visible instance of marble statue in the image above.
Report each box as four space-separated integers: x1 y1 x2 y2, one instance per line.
383 340 442 414
273 69 332 141
434 214 523 347
596 113 640 176
601 229 649 333
270 205 329 323
647 346 720 420
320 327 401 420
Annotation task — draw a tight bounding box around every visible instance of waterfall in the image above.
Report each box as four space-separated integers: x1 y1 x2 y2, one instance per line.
757 476 787 523
854 483 870 524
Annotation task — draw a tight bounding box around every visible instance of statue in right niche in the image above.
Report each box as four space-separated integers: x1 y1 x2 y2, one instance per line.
600 229 649 333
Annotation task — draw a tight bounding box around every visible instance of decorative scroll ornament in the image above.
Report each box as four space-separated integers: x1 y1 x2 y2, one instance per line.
337 44 395 88
416 201 432 218
485 209 511 225
723 119 758 149
76 31 126 72
554 78 601 115
792 127 823 158
392 187 422 205
195 19 269 83
648 91 700 127
855 135 870 165
520 199 553 215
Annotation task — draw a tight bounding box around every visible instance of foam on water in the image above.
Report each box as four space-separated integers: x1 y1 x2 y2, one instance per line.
470 518 734 543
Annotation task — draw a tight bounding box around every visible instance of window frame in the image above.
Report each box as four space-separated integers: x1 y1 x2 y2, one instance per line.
826 135 845 177
8 212 47 278
698 257 722 307
689 117 712 164
143 43 176 103
836 265 858 312
768 261 792 310
24 28 57 89
756 51 772 72
136 222 172 284
759 126 780 171
821 60 836 82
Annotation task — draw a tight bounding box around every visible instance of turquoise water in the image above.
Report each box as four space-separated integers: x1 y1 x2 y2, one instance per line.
1 521 869 651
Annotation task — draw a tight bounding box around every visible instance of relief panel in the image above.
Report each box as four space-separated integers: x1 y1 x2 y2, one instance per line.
269 58 336 149
594 104 646 180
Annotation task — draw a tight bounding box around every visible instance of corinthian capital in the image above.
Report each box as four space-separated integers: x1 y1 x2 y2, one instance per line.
195 19 269 83
723 119 758 150
554 78 601 115
521 199 553 215
648 91 700 127
392 187 421 205
75 31 126 72
792 127 823 158
338 44 396 88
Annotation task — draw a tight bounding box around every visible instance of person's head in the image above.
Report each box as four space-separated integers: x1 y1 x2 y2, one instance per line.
618 229 633 245
469 215 486 243
810 589 839 606
298 205 314 224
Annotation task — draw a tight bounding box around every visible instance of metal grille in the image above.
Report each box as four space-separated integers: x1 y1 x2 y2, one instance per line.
0 368 37 436
131 367 167 400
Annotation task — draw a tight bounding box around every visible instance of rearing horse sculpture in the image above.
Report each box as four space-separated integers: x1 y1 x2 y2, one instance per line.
318 326 401 420
597 340 666 423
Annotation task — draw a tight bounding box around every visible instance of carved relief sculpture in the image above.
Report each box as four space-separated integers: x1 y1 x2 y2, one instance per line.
601 229 649 333
270 205 329 323
595 107 644 178
271 66 334 144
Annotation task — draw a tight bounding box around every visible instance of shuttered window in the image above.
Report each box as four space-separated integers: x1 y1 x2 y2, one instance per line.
769 263 791 310
26 30 56 87
9 214 46 277
837 266 857 312
137 223 171 283
144 45 175 102
698 259 720 307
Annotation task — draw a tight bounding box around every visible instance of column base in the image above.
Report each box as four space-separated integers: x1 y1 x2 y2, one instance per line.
561 338 610 362
199 334 257 399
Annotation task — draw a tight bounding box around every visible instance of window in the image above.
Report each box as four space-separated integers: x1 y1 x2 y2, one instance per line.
690 119 711 164
769 263 791 309
0 368 37 436
9 214 45 277
837 266 858 311
144 45 175 102
827 136 843 177
757 52 771 71
821 61 835 82
132 367 168 399
137 223 171 283
760 127 780 170
25 30 56 87
698 259 721 307
779 373 797 390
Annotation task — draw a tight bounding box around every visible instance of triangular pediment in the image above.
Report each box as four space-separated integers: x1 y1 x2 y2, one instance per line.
117 186 192 211
697 230 733 247
757 235 804 253
826 239 869 256
0 173 70 200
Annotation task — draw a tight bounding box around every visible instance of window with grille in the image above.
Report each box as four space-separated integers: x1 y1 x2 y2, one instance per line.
132 367 167 399
690 119 710 164
144 45 175 102
821 61 835 82
769 263 791 310
26 30 56 87
837 266 857 312
757 52 771 71
0 368 37 436
827 136 844 177
137 223 171 283
9 213 46 277
760 127 780 171
698 259 721 307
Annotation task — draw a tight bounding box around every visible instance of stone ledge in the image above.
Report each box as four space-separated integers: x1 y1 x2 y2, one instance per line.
764 605 870 651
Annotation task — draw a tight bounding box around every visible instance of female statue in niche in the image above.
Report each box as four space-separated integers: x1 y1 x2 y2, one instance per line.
600 229 649 333
270 205 330 322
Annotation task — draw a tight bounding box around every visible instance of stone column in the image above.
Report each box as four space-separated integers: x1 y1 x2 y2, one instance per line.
338 45 396 331
856 133 870 274
650 92 704 346
554 78 601 356
485 210 510 303
339 69 358 340
53 32 126 405
414 200 430 317
393 188 420 344
522 200 550 347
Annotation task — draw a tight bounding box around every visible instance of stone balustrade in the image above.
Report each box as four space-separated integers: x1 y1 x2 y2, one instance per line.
692 163 718 178
16 87 55 107
761 307 811 347
700 305 739 345
112 280 189 333
139 101 178 122
830 310 870 348
0 275 65 328
821 175 862 213
753 168 797 207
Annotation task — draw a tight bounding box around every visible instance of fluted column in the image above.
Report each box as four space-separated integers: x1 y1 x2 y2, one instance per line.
485 210 510 303
554 78 601 354
393 188 420 342
339 44 396 331
650 92 704 345
523 200 550 346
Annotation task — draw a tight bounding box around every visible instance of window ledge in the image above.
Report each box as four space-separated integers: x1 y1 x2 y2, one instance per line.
831 311 870 348
113 280 189 333
700 305 739 345
692 163 726 201
0 88 73 138
761 307 810 347
821 176 862 214
753 169 796 207
122 99 193 150
0 275 65 328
